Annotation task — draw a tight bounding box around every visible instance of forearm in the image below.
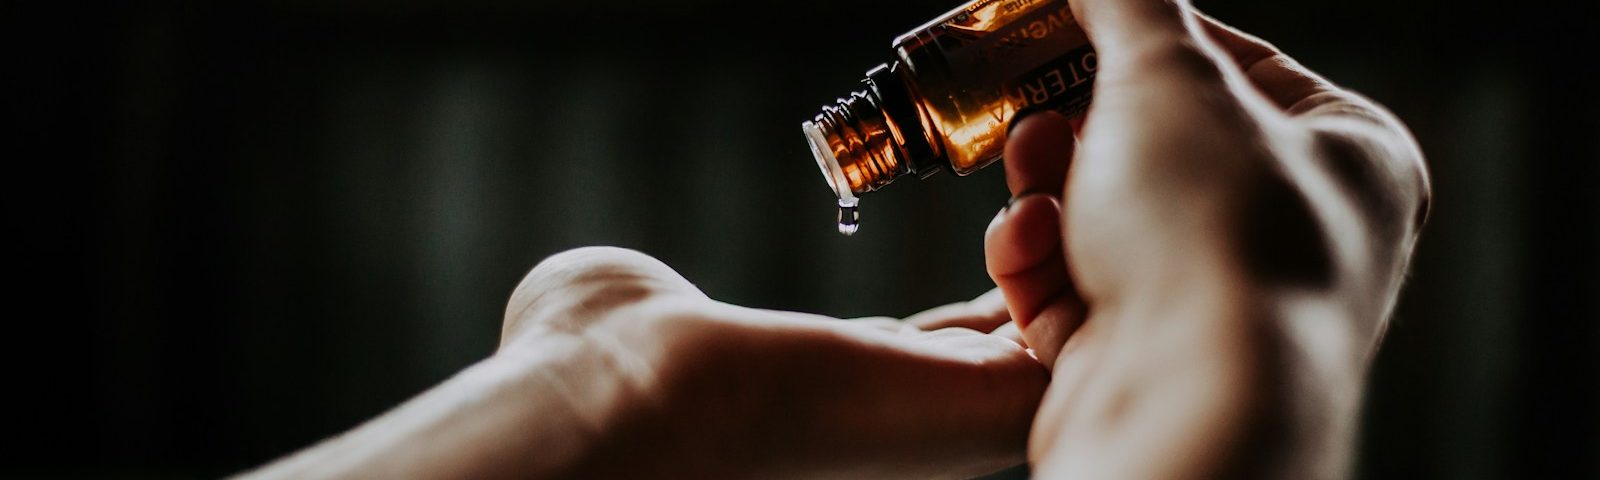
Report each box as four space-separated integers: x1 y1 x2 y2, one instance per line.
237 337 630 479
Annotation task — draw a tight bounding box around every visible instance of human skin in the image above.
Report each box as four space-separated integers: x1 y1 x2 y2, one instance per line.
239 252 1052 479
984 1 1428 478
239 0 1428 478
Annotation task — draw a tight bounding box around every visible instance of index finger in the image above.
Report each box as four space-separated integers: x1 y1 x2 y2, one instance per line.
904 288 1012 332
1003 111 1077 198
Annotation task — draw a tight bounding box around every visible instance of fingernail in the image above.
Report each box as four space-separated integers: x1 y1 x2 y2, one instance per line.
1006 108 1063 136
1006 190 1055 212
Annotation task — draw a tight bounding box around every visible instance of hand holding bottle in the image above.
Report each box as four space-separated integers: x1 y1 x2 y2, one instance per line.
984 1 1429 477
240 1 1433 478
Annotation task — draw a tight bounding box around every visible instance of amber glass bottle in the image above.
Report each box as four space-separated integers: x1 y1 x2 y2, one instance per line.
803 0 1097 225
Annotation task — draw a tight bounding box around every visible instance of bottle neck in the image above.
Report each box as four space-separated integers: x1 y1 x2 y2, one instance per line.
803 62 938 199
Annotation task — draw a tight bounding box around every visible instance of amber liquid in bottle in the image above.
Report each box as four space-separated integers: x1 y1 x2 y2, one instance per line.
803 0 1096 234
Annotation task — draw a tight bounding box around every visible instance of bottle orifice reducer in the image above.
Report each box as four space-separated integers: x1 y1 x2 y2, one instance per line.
803 0 1097 228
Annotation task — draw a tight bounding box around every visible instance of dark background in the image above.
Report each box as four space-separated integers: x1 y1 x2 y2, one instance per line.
7 0 1597 478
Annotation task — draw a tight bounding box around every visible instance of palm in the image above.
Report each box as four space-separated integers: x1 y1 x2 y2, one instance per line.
502 249 1048 479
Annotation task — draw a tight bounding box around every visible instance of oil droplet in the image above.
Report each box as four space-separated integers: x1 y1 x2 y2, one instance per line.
837 199 860 236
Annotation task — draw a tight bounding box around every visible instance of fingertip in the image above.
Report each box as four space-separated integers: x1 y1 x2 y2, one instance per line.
990 321 1026 346
985 194 1064 279
1003 111 1077 196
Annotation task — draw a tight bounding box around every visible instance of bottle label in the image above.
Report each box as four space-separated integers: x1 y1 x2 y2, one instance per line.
1000 44 1096 117
940 0 1095 117
895 0 1097 173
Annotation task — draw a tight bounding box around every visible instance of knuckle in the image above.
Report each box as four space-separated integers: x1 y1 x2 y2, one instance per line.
1305 123 1430 238
1309 129 1384 194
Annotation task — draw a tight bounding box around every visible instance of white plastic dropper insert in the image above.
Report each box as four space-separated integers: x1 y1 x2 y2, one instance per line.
802 121 861 235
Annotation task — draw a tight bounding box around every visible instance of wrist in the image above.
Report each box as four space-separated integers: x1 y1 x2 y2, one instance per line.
380 332 670 479
243 332 659 480
495 298 736 477
489 327 676 476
